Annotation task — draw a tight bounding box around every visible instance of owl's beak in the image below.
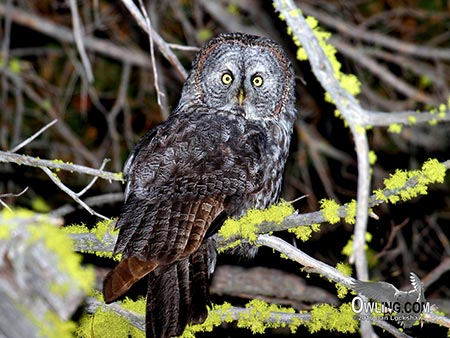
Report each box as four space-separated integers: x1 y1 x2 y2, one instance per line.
237 88 245 106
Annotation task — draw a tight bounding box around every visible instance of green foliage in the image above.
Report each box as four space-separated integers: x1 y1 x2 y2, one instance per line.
218 200 294 251
374 158 447 204
76 293 145 338
307 303 358 334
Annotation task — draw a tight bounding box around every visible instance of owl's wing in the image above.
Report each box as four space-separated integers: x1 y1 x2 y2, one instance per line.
103 112 265 302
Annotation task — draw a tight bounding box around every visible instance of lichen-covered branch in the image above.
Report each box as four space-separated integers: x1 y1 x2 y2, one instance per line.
0 209 94 338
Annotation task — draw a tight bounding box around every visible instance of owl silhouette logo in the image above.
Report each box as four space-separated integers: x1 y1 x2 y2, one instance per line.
353 272 431 328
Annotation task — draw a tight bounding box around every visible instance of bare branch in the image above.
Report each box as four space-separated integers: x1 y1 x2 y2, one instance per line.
0 150 122 181
137 0 165 110
0 187 28 211
40 167 108 220
77 158 110 197
119 0 188 80
300 3 450 61
10 119 58 153
0 4 152 69
68 0 94 83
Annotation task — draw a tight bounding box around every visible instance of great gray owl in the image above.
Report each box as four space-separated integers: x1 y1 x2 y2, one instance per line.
103 32 297 338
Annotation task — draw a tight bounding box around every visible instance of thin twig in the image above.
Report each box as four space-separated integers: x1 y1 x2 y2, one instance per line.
105 63 131 171
51 192 123 218
332 37 436 105
68 0 94 83
300 3 450 61
166 43 199 52
0 4 152 69
0 187 28 211
40 166 108 220
10 119 58 153
77 158 110 197
137 0 165 110
119 0 188 79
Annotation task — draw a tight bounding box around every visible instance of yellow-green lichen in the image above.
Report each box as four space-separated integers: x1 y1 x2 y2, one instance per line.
388 123 403 134
1 208 94 294
341 232 372 258
180 302 234 337
408 115 417 125
335 263 352 298
374 158 447 204
1 208 95 337
26 220 95 294
182 300 302 337
336 262 352 276
236 299 296 334
288 223 320 241
368 151 377 165
295 16 361 100
307 303 359 334
76 293 145 338
355 125 366 134
52 159 65 172
8 58 22 74
319 198 340 224
227 3 239 15
63 219 121 261
218 200 294 251
35 310 76 338
344 199 356 225
438 103 448 119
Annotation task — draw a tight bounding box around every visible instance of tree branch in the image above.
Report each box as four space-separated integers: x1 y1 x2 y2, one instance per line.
0 150 122 182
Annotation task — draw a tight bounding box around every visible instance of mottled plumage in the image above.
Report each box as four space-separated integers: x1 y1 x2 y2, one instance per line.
103 32 297 338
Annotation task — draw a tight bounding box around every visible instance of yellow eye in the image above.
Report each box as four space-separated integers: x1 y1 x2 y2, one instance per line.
221 73 233 85
252 75 263 87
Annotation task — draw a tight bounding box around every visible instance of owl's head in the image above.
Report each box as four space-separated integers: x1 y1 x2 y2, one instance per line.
179 33 296 123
